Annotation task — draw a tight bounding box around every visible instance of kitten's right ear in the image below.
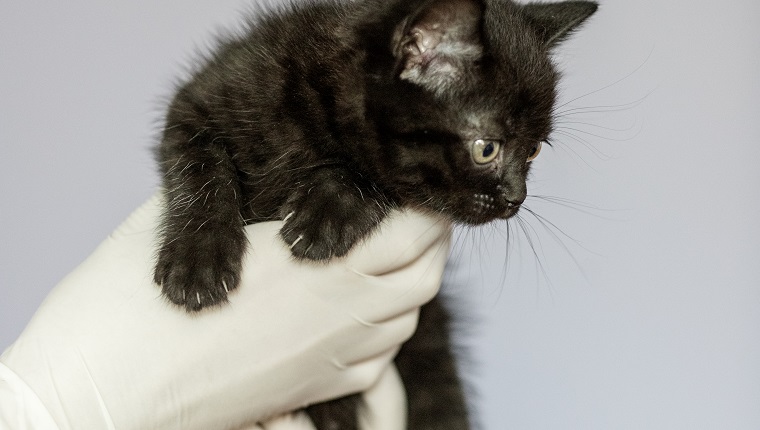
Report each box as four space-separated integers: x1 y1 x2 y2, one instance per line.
392 0 484 95
520 1 598 47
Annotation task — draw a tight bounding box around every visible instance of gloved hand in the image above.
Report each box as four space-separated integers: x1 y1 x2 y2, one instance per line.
0 193 452 430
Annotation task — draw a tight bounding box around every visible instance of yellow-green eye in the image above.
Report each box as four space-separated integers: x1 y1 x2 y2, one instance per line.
527 141 543 162
472 139 501 164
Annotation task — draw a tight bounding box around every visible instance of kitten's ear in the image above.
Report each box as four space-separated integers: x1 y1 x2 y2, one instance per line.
520 1 598 48
393 0 483 93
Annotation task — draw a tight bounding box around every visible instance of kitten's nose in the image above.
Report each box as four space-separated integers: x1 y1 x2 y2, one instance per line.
497 184 525 217
498 185 526 207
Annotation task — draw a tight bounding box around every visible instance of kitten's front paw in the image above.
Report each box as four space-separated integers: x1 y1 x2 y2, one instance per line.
279 186 386 261
280 209 355 261
154 241 242 312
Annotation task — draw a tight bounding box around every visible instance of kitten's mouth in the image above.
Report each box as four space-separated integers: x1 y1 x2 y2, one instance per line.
500 204 521 219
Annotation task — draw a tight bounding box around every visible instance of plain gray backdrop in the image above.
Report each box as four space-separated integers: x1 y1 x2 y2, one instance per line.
2 0 759 428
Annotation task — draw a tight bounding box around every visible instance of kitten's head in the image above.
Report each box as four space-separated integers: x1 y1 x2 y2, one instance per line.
359 0 597 224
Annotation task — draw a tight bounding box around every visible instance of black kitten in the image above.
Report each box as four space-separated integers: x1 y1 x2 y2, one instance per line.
154 0 596 428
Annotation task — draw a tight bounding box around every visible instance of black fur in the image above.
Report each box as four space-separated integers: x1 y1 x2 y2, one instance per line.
154 0 597 428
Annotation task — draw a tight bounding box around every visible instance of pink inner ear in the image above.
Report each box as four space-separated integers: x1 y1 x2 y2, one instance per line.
404 27 443 57
407 0 480 51
397 0 482 92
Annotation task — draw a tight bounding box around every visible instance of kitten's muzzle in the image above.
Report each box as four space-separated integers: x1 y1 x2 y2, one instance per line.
470 192 522 222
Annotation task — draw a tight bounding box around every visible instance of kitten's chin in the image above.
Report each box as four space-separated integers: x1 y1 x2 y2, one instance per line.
457 204 520 225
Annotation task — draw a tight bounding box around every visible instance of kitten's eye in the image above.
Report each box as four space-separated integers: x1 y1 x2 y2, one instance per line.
527 141 543 162
472 139 501 164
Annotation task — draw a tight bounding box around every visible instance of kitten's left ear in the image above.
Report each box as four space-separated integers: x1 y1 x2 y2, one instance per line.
393 0 484 94
520 1 598 48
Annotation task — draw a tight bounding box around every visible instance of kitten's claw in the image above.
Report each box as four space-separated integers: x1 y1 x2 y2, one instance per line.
289 234 304 249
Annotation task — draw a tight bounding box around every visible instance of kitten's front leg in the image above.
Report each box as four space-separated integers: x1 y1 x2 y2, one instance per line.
155 141 247 312
279 167 391 261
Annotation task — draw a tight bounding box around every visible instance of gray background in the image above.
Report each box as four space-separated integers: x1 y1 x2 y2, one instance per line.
2 0 759 428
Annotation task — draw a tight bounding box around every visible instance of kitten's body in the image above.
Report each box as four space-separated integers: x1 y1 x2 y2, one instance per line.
154 0 596 428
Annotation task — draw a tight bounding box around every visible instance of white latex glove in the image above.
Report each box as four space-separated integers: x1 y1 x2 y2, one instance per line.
0 193 452 430
257 364 407 430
